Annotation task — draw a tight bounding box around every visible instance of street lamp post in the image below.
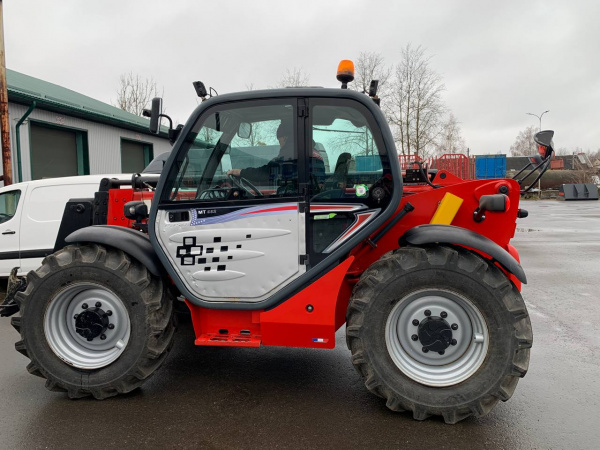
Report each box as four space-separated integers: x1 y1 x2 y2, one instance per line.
526 110 549 132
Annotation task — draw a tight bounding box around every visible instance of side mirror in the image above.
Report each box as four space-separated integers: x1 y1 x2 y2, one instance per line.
193 81 207 98
149 97 163 134
237 122 252 139
473 194 510 222
534 130 554 159
368 80 379 97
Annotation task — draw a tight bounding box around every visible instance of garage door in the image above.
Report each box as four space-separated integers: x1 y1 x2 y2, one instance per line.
30 123 88 180
121 139 153 173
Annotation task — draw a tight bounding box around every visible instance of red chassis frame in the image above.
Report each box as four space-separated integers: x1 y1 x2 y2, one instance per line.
106 171 523 350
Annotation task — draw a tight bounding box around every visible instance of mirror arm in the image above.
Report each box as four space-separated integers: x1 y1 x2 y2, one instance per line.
512 162 533 181
168 124 183 144
159 114 173 130
514 156 551 185
520 158 551 193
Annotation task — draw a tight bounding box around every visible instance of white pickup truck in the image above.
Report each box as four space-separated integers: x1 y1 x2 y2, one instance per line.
0 175 127 277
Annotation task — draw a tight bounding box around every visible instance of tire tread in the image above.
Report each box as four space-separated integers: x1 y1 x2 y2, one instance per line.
14 244 175 399
346 245 532 424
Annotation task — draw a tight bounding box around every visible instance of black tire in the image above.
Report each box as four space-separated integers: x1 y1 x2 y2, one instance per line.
11 244 175 399
346 245 532 424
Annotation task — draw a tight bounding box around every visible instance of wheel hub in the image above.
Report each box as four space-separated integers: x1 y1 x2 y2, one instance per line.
417 317 453 353
75 307 110 341
385 289 489 387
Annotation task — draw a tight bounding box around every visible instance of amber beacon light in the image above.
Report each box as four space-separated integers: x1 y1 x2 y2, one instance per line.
337 60 355 89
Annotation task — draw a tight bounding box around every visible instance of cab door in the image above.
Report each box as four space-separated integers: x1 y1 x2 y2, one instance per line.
152 99 307 304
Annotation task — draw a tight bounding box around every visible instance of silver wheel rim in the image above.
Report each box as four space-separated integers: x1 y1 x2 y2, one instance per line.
385 289 489 387
44 283 131 370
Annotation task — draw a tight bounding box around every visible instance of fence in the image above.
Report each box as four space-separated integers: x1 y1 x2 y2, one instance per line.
398 153 475 180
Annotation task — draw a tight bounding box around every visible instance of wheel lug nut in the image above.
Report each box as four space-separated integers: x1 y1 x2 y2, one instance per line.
440 311 448 318
411 334 419 341
108 324 115 330
106 310 113 316
438 350 445 355
451 323 458 330
100 334 106 340
424 310 431 317
95 302 102 308
82 303 88 309
422 347 429 353
412 319 419 326
451 339 457 346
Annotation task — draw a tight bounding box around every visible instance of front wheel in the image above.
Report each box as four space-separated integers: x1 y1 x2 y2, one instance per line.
346 245 532 424
12 244 175 399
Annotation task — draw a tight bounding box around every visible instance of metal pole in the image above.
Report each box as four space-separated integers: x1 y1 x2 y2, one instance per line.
0 0 12 186
526 110 549 132
525 110 549 198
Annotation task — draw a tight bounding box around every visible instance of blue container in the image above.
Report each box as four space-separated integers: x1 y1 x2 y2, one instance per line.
355 155 382 172
475 155 506 179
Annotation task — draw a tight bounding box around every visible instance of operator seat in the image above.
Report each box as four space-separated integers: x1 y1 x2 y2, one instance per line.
327 152 353 189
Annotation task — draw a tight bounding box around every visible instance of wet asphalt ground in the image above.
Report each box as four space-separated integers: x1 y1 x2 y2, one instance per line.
0 199 598 449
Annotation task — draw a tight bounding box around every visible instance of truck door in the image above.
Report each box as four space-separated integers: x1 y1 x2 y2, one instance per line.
0 187 26 276
152 99 306 304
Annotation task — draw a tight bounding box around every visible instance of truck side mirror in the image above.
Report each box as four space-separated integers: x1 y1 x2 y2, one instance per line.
149 98 163 134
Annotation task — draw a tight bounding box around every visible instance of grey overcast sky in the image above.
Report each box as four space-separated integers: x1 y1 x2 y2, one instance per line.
4 0 599 154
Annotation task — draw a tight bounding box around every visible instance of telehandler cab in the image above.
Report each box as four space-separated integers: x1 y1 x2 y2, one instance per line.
7 61 553 423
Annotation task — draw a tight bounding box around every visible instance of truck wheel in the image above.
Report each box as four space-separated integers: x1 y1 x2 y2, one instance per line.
12 244 175 399
346 245 532 424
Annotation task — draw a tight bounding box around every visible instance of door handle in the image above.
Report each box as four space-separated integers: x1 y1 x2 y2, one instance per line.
2 230 16 235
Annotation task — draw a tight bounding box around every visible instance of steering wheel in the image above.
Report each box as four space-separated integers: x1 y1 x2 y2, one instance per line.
228 174 263 197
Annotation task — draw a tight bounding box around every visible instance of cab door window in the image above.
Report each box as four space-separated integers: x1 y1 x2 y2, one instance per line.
309 101 394 259
310 103 392 204
0 190 21 224
165 102 297 202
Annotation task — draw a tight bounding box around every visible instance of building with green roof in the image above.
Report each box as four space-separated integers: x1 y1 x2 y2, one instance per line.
3 69 171 183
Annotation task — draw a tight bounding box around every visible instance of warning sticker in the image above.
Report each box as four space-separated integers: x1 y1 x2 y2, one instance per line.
355 184 369 197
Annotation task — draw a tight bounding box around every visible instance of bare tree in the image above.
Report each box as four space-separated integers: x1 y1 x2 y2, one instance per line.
114 72 161 116
555 147 571 156
386 44 446 158
510 125 538 156
435 113 465 155
275 67 310 88
351 51 392 99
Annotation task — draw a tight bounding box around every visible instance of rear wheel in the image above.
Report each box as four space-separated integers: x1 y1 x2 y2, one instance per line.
12 244 175 399
346 245 532 423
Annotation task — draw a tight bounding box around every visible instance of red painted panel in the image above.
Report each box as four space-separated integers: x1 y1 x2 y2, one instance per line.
107 188 134 227
347 177 522 287
260 257 355 349
186 301 263 347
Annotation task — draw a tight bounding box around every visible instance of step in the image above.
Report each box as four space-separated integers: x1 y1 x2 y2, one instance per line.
195 333 261 347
